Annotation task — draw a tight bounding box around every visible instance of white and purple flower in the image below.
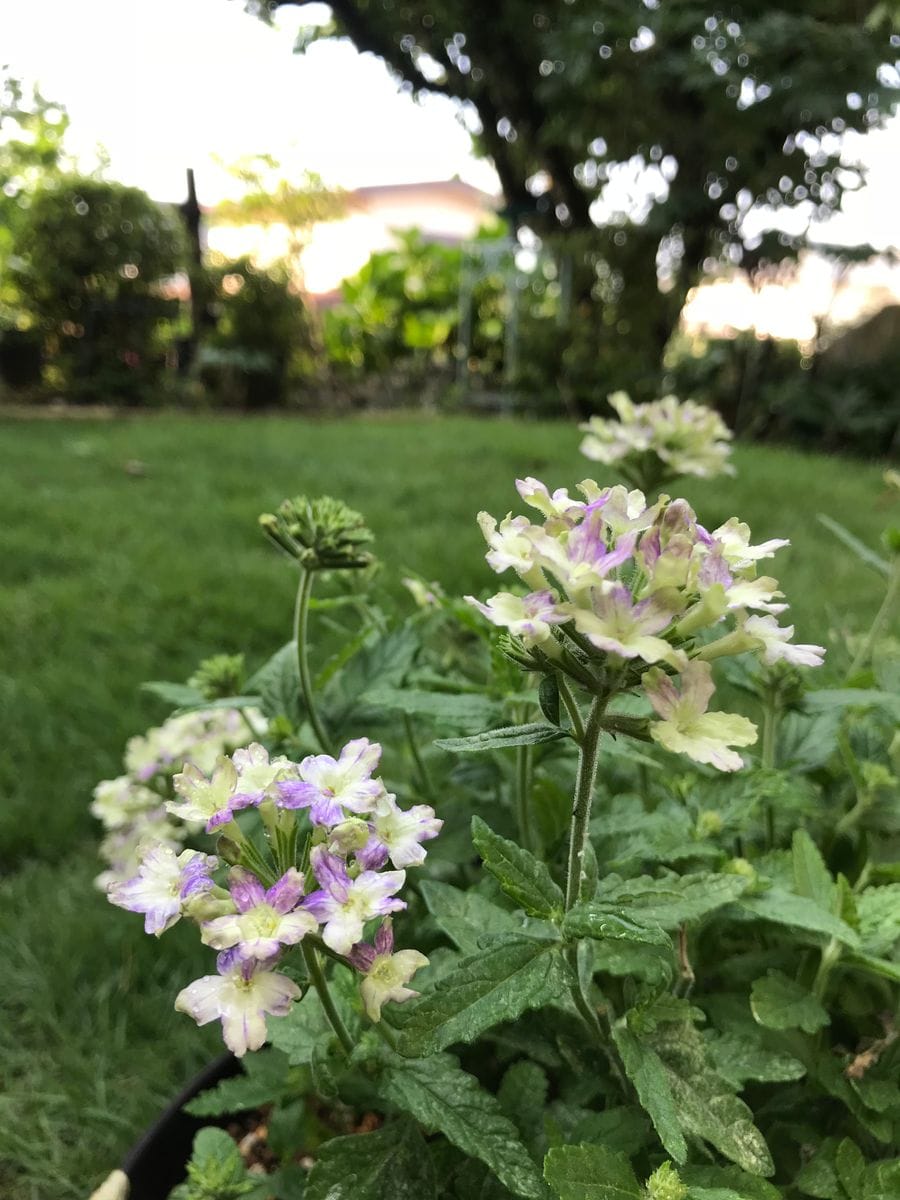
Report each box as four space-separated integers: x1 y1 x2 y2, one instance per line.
304 847 406 954
175 948 300 1057
108 845 218 935
168 757 239 832
201 867 317 960
349 921 429 1022
644 658 757 772
465 590 566 645
278 738 384 827
357 793 443 870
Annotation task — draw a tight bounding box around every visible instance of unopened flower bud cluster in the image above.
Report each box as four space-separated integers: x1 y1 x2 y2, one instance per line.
470 477 824 771
107 737 440 1056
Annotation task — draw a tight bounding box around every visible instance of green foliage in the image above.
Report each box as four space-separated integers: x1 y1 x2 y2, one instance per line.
750 972 830 1034
376 1052 548 1198
9 175 187 402
304 1119 436 1200
2 417 898 1198
268 0 898 389
471 816 564 918
543 1143 641 1200
393 934 568 1056
170 1127 257 1200
200 256 313 408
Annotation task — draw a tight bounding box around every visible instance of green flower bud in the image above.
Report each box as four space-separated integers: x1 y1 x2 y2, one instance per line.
327 818 371 856
260 495 375 571
188 653 245 700
646 1162 687 1200
725 856 756 881
696 809 723 837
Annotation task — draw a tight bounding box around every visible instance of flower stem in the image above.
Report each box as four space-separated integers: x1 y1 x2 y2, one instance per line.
302 942 354 1056
762 690 779 849
293 567 332 754
847 558 900 680
403 713 432 799
556 674 585 742
515 742 535 853
564 696 606 910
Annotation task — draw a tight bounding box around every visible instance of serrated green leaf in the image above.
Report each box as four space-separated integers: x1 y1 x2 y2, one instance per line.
857 884 900 955
681 1164 782 1200
471 817 565 918
804 688 900 717
592 940 674 986
705 1030 805 1089
792 830 835 912
177 1126 255 1199
543 1143 641 1200
436 723 570 752
246 641 301 723
393 934 567 1057
610 1024 687 1164
750 971 830 1034
184 1050 290 1117
498 1061 549 1161
420 879 521 955
794 1137 843 1199
740 890 860 947
562 902 671 947
546 1104 651 1159
596 872 748 928
267 989 330 1064
649 1020 774 1177
379 1053 549 1199
363 684 500 732
304 1118 436 1200
835 1139 866 1199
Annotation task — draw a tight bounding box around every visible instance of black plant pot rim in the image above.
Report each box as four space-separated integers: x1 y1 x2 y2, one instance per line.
118 1051 243 1200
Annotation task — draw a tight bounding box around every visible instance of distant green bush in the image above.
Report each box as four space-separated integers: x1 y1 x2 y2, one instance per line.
669 332 900 458
9 176 187 403
198 256 313 408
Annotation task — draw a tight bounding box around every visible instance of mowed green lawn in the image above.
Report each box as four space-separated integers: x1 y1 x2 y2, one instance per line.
0 413 891 1197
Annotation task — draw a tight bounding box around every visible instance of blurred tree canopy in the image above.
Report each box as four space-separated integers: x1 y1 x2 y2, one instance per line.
250 2 899 385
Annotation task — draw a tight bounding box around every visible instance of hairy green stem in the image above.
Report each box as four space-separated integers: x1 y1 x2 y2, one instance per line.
564 696 606 910
515 743 535 853
403 713 432 799
293 567 332 753
302 942 354 1056
847 558 900 680
762 692 779 848
556 674 585 742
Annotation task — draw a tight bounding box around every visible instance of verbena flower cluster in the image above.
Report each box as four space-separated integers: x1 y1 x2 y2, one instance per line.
92 707 262 890
579 391 734 484
471 477 825 771
107 737 440 1056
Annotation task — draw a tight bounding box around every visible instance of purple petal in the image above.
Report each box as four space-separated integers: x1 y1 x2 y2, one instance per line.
230 790 264 811
374 921 394 955
311 848 351 900
302 889 335 922
276 780 319 810
309 794 345 827
229 868 266 913
356 835 389 871
179 857 215 899
265 868 305 914
349 942 377 972
206 807 235 833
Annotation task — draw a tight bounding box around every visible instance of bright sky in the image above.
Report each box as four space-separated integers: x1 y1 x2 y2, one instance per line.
2 0 898 249
2 0 499 204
